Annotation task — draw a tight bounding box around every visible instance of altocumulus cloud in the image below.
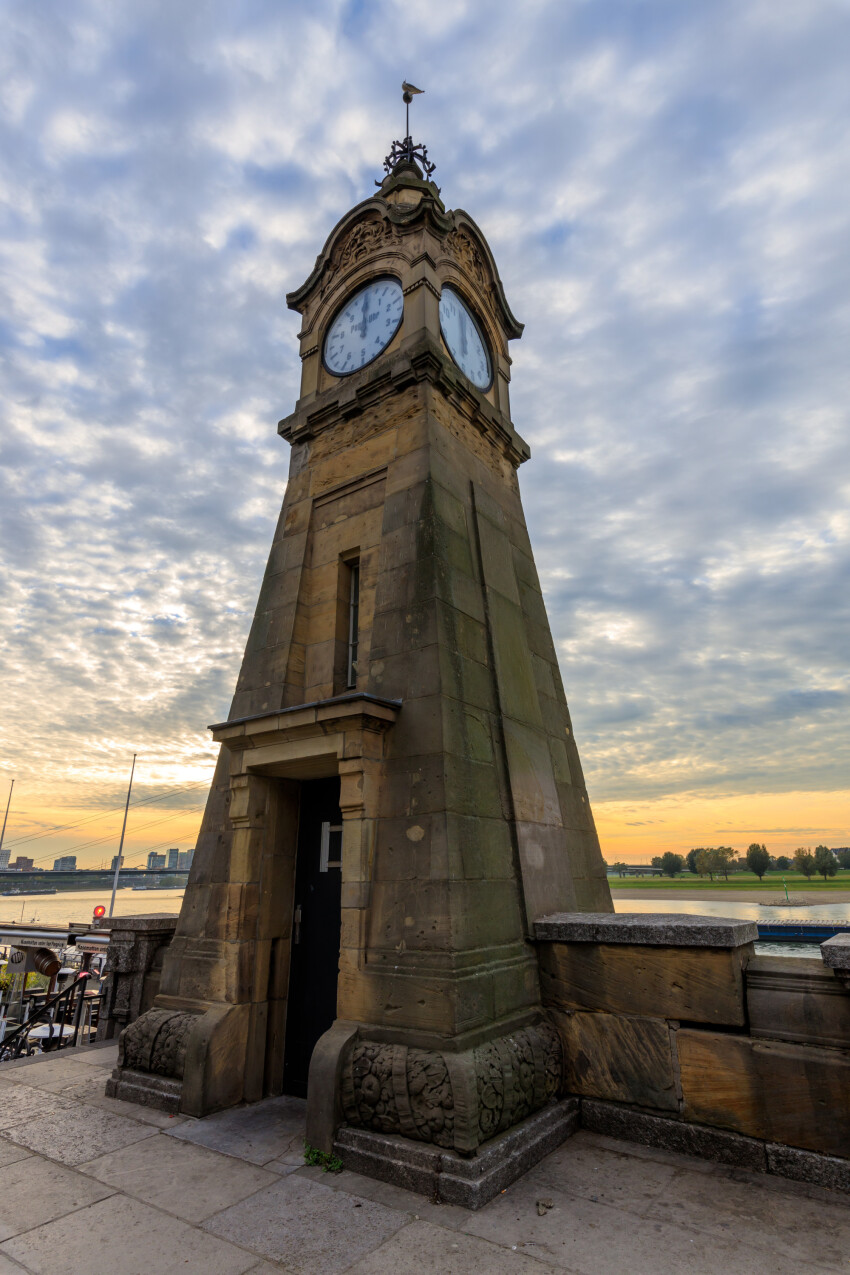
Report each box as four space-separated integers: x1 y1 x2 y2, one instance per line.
0 0 848 847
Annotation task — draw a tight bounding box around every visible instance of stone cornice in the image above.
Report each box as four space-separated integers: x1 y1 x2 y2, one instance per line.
209 692 402 750
278 333 531 469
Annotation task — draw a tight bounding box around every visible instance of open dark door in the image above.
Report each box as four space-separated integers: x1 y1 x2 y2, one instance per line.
282 777 342 1097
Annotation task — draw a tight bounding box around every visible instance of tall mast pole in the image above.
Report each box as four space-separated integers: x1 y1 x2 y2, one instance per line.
108 754 136 917
0 778 13 864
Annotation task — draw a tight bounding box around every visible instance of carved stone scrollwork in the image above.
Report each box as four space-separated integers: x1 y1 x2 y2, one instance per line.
341 1023 561 1152
445 228 488 288
119 1008 197 1079
324 220 395 292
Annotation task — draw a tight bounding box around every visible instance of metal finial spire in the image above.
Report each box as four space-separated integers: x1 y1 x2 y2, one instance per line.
378 82 436 184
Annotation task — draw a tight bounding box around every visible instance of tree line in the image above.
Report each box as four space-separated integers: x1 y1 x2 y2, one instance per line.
610 844 845 880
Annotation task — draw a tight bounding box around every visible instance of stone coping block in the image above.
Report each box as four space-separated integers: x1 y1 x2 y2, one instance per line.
98 915 179 933
535 912 757 948
821 933 850 969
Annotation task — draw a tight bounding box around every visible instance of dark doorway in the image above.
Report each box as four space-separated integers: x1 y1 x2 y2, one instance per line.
282 776 343 1097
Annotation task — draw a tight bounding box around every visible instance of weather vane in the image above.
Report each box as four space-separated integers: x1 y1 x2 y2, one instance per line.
379 82 436 183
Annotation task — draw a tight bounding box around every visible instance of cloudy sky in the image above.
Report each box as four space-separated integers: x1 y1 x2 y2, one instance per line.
1 0 848 869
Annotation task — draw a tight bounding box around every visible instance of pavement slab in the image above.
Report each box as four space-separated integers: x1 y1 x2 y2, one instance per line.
0 1155 114 1242
58 1072 187 1127
202 1172 408 1273
0 1144 31 1169
460 1173 815 1275
0 1255 29 1273
0 1055 114 1093
2 1101 157 1164
0 1195 260 1275
294 1163 470 1229
80 1132 280 1223
169 1094 308 1166
345 1219 563 1273
0 1081 75 1130
645 1164 850 1268
526 1131 681 1211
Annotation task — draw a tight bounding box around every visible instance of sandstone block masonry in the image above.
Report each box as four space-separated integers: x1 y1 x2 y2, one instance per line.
107 150 611 1202
536 912 850 1192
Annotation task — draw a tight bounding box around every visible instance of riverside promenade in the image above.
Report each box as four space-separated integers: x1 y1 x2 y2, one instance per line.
1 1043 848 1274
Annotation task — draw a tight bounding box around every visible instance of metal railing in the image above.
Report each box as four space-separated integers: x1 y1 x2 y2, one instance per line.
0 974 103 1061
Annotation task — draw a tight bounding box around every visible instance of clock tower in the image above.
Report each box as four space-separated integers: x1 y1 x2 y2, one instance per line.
109 126 612 1204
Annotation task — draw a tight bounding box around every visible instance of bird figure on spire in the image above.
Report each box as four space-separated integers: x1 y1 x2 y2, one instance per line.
402 81 424 138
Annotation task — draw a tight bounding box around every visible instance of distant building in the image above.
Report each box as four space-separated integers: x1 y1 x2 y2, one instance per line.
177 848 194 871
52 855 77 872
110 855 124 872
0 848 10 870
147 852 166 870
167 848 179 870
9 856 34 871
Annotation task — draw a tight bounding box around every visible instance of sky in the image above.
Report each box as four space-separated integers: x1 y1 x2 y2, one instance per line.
1 0 848 870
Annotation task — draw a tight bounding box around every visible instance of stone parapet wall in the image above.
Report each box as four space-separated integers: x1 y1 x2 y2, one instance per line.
536 912 850 1183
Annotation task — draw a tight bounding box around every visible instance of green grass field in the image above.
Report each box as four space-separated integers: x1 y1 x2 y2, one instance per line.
608 870 850 891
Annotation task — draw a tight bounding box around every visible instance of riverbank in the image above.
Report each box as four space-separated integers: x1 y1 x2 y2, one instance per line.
613 887 850 902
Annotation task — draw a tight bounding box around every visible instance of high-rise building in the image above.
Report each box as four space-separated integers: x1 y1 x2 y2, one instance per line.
9 856 34 871
110 855 124 872
52 855 77 872
0 848 10 870
147 852 166 870
177 848 194 870
167 848 179 870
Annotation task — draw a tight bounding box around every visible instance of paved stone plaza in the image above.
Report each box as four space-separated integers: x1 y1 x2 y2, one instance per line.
0 1043 847 1274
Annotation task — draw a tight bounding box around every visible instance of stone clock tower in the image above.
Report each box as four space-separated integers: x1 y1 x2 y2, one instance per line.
110 127 612 1201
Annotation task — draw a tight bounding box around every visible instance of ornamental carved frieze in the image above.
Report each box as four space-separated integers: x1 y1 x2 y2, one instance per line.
323 219 395 294
445 227 488 288
340 1023 561 1151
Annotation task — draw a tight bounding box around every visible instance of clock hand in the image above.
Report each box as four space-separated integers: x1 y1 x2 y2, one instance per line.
358 291 369 339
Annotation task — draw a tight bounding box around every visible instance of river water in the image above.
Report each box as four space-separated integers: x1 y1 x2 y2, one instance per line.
0 888 185 927
3 889 844 957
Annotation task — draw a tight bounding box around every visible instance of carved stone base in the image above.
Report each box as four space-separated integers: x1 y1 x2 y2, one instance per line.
335 1098 579 1209
106 1066 182 1113
332 1020 562 1155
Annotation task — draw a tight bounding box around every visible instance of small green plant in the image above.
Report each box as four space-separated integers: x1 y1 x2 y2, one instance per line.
304 1141 343 1173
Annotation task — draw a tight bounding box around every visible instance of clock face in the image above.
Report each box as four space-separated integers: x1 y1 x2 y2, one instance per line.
323 278 404 376
439 286 491 390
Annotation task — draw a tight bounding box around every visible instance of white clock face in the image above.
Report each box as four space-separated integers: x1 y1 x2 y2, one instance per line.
323 278 404 376
439 286 491 389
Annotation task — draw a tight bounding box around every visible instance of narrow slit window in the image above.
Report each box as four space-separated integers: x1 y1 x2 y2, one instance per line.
346 560 360 689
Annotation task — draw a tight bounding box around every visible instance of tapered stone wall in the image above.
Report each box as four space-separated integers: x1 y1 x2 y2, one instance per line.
109 158 612 1150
